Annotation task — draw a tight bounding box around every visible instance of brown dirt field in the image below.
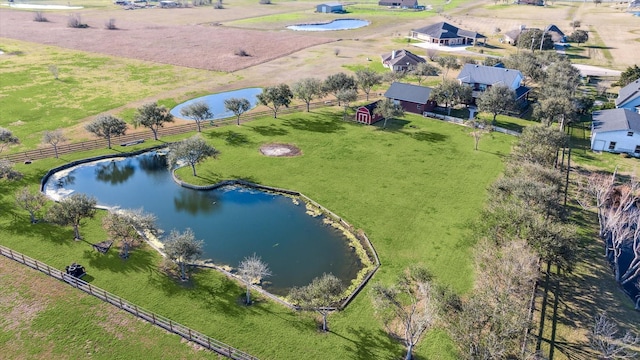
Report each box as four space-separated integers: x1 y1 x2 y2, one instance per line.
259 143 302 157
0 9 334 72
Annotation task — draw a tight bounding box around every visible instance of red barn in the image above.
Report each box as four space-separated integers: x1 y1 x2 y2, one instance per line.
355 101 383 125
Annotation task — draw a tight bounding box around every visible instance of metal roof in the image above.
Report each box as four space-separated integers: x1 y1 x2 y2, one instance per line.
457 64 523 88
616 78 640 108
592 108 640 133
384 82 432 104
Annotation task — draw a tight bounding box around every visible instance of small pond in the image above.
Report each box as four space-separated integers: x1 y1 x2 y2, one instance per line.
287 19 369 31
170 88 262 121
43 152 363 295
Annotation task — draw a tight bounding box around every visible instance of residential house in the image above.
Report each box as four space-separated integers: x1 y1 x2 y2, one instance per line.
411 22 486 46
545 24 566 43
591 108 640 155
316 2 343 13
380 49 426 72
456 64 530 106
355 102 383 125
383 82 436 114
503 28 524 45
503 24 564 46
515 0 544 5
615 78 640 113
378 0 418 8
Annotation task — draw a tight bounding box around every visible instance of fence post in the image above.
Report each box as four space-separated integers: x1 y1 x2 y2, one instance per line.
21 253 25 263
152 313 156 324
47 265 52 275
119 297 124 308
88 284 93 295
188 328 192 340
207 337 211 349
169 320 173 331
9 249 14 259
134 305 139 316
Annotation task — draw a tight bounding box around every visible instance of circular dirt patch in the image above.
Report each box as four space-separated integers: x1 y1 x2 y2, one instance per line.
259 143 302 157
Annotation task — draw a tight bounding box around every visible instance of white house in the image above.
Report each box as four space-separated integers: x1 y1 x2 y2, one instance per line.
615 78 640 114
591 108 640 155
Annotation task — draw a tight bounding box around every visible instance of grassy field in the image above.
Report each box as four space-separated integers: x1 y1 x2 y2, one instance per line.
0 109 514 359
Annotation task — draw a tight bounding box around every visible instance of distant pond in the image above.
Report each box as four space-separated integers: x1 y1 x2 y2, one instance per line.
43 152 363 295
170 88 262 121
287 19 369 31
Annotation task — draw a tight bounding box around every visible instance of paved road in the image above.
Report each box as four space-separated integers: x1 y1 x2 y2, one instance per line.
572 64 622 78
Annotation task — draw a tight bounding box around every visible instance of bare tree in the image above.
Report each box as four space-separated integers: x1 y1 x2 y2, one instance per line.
163 228 203 281
48 65 59 80
33 11 48 22
409 62 439 86
224 97 251 125
590 312 639 359
0 159 22 181
45 193 97 240
238 253 271 305
180 101 212 132
103 208 158 259
289 273 343 332
15 187 48 224
85 114 128 149
67 14 88 28
355 69 383 101
336 88 358 121
466 118 492 151
371 266 439 360
105 18 117 30
42 130 66 158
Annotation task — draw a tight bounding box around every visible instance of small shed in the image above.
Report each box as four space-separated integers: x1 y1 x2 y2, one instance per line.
384 82 435 114
316 2 343 13
356 101 383 125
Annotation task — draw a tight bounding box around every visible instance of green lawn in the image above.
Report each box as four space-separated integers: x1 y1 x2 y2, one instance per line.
1 108 514 359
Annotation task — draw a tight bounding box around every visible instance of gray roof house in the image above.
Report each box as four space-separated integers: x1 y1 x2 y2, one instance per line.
456 64 530 104
380 49 426 72
411 22 486 46
591 108 640 154
378 0 418 7
615 78 640 112
384 82 436 114
316 2 343 13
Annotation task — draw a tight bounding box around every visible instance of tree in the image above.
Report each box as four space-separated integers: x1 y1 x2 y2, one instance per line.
430 79 472 115
238 253 271 305
45 193 97 240
542 60 582 97
569 20 581 30
476 84 517 123
224 97 251 125
374 98 405 129
435 56 460 78
85 114 127 149
409 62 439 86
511 125 566 167
180 101 212 132
593 0 602 6
466 118 492 151
590 312 639 359
503 52 545 83
103 208 158 259
383 70 407 84
0 127 19 153
163 228 203 281
614 65 640 88
335 88 358 121
355 69 383 101
256 84 293 118
517 29 554 52
133 102 174 141
42 130 66 158
0 159 22 181
292 78 325 112
167 135 219 177
568 29 589 44
323 73 357 106
533 97 576 130
15 187 48 224
288 273 344 332
371 266 439 360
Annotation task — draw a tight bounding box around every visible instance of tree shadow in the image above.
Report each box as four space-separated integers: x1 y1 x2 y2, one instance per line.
407 130 449 143
281 115 345 134
206 130 253 146
81 243 156 275
372 119 411 131
3 215 71 245
334 326 403 360
583 45 614 50
249 124 289 137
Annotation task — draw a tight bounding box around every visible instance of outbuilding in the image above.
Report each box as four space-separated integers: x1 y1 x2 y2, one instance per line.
383 82 435 114
591 108 640 155
355 101 383 124
316 2 343 13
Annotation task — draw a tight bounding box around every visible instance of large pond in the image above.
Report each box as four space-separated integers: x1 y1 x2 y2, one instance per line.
170 88 262 121
287 19 369 31
43 152 362 295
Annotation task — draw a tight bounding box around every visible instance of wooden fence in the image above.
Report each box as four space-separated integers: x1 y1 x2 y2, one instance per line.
422 111 521 136
2 94 372 164
0 244 259 360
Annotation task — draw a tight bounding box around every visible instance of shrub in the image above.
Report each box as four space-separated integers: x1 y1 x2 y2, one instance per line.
33 11 48 22
259 0 271 4
234 48 250 57
67 14 88 28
